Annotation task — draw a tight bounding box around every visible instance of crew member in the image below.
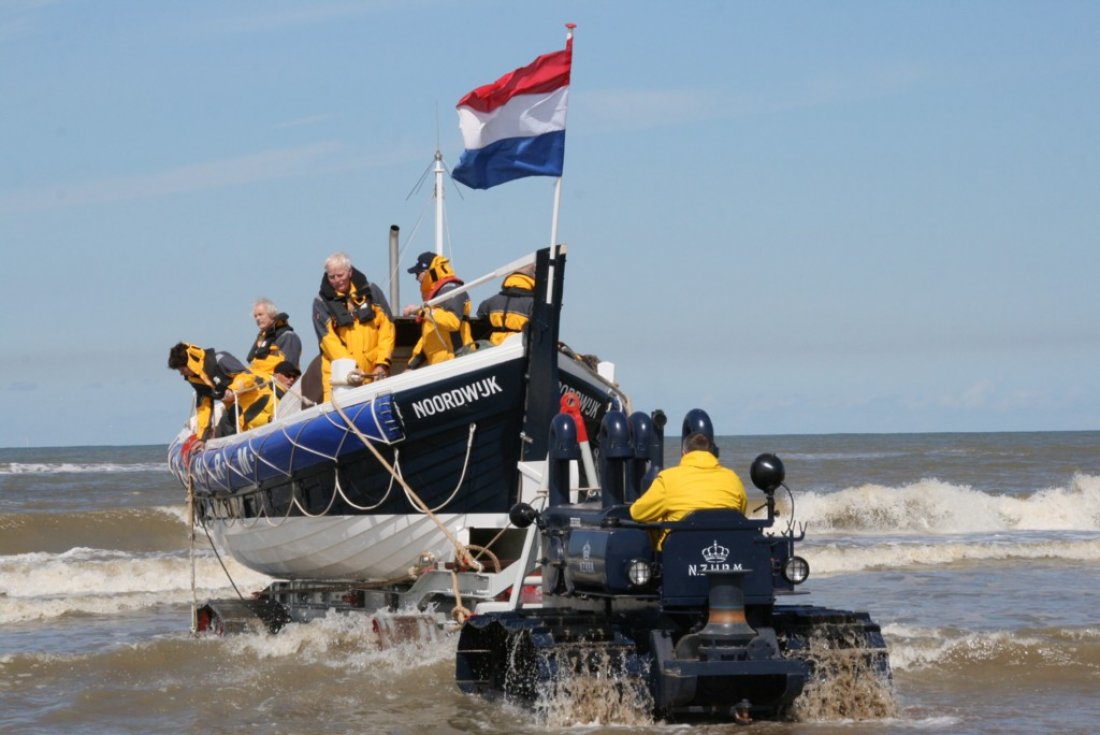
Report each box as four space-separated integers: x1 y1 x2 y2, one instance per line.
475 263 535 346
311 251 395 402
167 342 273 442
247 298 303 377
402 251 472 368
270 360 312 417
629 432 748 549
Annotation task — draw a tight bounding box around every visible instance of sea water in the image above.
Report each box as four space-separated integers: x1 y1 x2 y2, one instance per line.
2 432 1099 734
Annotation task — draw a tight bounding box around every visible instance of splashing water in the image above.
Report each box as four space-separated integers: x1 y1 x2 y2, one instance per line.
525 643 654 727
790 628 897 721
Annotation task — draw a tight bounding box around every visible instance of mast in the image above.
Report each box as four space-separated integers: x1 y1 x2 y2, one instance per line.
434 149 445 255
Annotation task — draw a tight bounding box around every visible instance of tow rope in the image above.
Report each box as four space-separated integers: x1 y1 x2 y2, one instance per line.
330 388 484 574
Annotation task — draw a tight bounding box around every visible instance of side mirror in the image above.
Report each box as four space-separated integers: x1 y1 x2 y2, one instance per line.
750 453 785 494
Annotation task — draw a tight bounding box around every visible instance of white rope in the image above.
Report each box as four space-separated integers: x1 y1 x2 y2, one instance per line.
221 448 259 487
279 420 339 462
405 422 476 514
247 432 292 480
333 453 399 511
195 455 235 495
236 492 268 530
259 489 296 528
192 392 405 515
330 389 483 572
290 478 340 518
209 497 236 528
193 392 419 543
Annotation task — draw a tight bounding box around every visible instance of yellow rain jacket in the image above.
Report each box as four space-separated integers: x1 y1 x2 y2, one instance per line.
180 345 273 438
476 271 535 346
311 268 395 402
629 450 748 549
409 255 472 368
246 313 303 378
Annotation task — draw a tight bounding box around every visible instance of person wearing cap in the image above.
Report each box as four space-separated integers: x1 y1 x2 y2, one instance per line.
270 360 313 418
246 298 303 378
167 342 274 444
402 251 472 368
311 251 395 401
629 432 748 549
475 263 536 346
271 360 302 398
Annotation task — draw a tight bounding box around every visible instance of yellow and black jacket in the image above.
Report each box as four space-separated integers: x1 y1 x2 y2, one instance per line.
628 451 748 549
246 313 303 377
311 268 395 401
179 345 273 438
475 271 535 346
409 255 472 368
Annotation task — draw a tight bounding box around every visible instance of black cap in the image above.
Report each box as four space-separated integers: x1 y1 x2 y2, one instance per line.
273 361 301 378
407 251 435 275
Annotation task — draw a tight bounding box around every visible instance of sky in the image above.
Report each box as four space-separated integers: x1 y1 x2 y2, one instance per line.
1 0 1098 447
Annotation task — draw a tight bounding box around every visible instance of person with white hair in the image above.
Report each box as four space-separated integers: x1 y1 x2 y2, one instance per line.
246 297 303 378
310 251 395 402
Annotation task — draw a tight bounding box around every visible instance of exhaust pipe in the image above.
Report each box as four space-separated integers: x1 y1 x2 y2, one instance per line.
388 225 400 310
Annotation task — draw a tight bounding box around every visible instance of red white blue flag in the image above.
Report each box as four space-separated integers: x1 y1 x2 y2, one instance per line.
452 38 572 190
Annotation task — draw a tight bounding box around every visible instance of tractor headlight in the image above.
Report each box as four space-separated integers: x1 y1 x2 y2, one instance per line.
626 559 652 587
783 556 810 584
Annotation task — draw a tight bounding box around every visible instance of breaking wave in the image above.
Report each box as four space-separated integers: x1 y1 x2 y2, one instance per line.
885 623 1100 676
784 472 1100 534
0 461 168 475
0 547 271 624
804 536 1100 575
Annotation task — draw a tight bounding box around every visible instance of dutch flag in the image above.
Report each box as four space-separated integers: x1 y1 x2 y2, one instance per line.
452 38 572 190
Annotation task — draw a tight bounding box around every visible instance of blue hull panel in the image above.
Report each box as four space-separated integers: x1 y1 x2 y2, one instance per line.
169 393 404 496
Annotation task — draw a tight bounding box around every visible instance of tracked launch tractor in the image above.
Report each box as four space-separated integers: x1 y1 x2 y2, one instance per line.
455 408 892 723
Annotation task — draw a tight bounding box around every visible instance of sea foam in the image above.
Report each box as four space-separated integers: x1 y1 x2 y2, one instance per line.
0 461 169 475
0 549 271 624
804 537 1100 575
786 472 1100 534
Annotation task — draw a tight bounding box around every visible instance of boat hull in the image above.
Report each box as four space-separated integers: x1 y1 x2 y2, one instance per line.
204 511 511 581
173 340 625 581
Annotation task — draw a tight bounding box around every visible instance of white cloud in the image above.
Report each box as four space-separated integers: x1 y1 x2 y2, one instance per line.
577 87 726 133
577 63 927 135
0 142 344 214
274 115 331 130
199 1 391 36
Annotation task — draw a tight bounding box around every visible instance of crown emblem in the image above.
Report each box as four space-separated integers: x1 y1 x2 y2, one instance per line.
702 540 729 564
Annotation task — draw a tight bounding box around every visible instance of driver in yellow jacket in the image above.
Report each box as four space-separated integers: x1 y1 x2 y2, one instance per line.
629 432 748 549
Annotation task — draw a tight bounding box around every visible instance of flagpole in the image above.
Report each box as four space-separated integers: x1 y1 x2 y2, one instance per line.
550 176 562 249
548 22 575 293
